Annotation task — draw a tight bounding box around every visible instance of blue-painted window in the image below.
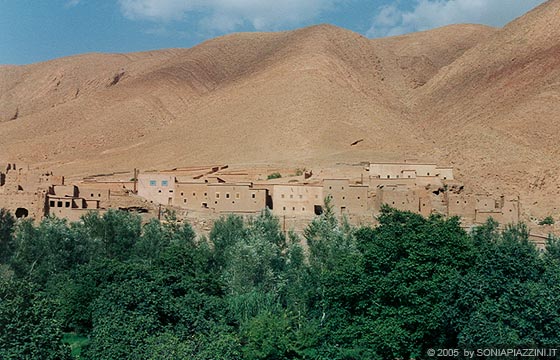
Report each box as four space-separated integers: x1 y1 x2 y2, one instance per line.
162 180 169 187
149 180 156 186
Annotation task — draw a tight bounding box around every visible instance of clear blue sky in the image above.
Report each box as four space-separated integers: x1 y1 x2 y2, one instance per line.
0 0 546 65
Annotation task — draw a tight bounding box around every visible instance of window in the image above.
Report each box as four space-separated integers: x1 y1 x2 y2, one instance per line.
387 175 390 179
427 173 430 176
204 192 207 196
49 201 55 207
235 193 240 199
216 193 220 199
169 190 173 193
181 192 184 196
57 201 62 207
226 193 230 199
90 193 94 197
184 199 187 203
65 202 70 208
193 192 196 196
252 193 256 199
162 180 168 186
281 194 285 198
158 190 162 193
302 207 305 211
98 194 101 197
292 207 295 211
283 206 286 211
149 180 156 186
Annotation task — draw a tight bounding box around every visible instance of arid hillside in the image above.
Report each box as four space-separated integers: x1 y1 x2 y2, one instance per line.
1 0 559 217
413 0 560 215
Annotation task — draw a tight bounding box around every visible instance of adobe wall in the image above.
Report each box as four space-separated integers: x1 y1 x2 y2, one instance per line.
49 208 107 223
375 186 419 213
272 185 323 217
475 195 500 212
369 163 440 178
323 179 369 216
78 185 111 202
79 181 134 192
369 177 416 188
419 193 432 217
0 192 47 220
436 167 454 180
138 173 176 205
175 182 211 210
53 185 78 197
448 194 476 223
414 176 443 187
499 198 520 224
207 184 266 213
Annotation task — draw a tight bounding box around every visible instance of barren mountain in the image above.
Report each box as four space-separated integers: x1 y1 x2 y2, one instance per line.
413 0 560 215
1 0 559 218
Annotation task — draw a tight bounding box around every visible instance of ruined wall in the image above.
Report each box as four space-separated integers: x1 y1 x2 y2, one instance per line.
376 185 419 213
499 198 520 224
436 167 454 180
0 192 47 220
448 194 476 223
418 192 432 217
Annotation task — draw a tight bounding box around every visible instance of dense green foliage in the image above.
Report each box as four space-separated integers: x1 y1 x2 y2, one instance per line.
1 206 559 359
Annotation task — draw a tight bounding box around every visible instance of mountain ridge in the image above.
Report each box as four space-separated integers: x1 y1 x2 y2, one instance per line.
1 1 559 217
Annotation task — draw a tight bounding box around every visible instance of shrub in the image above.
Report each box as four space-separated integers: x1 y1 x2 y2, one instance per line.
267 172 282 180
539 216 555 226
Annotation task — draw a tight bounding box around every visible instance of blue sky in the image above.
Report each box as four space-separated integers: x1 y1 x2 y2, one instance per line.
0 0 546 65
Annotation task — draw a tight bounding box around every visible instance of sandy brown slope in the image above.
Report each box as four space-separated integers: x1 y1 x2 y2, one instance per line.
0 24 491 177
413 0 560 216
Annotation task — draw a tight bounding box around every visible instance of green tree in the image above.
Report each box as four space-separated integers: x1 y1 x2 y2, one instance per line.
0 278 71 359
10 217 93 283
455 221 549 348
322 207 473 358
0 208 15 264
81 209 141 261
